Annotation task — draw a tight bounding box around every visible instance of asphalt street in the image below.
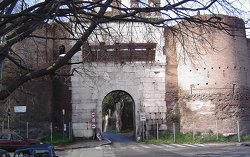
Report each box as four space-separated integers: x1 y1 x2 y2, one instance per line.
55 133 250 157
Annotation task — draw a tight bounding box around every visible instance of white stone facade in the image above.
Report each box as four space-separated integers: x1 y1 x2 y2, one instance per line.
70 22 166 138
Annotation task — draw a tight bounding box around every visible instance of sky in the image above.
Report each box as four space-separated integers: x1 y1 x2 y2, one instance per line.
160 0 250 36
25 0 250 36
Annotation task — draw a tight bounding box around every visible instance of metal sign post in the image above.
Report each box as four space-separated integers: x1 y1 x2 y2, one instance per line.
62 109 65 140
142 121 144 141
91 111 96 139
140 112 146 141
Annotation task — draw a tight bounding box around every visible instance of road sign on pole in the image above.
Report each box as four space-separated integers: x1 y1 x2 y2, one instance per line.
140 112 146 122
91 112 96 118
91 111 96 129
14 106 26 113
91 123 96 129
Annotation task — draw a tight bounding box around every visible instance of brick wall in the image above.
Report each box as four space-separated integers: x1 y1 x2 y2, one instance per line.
166 15 250 134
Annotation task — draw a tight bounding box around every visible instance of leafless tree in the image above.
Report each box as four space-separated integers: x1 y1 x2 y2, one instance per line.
0 0 248 100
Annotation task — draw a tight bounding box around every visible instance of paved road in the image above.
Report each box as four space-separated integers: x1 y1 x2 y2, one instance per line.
107 142 250 157
55 133 250 157
56 147 103 157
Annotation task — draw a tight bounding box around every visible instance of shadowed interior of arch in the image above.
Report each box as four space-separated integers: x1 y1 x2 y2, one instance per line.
102 90 135 139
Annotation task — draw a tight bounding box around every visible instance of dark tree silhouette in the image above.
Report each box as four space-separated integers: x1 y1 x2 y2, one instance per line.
0 0 248 100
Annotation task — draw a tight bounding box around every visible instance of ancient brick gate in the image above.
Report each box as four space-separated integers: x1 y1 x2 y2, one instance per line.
70 62 166 139
69 22 166 139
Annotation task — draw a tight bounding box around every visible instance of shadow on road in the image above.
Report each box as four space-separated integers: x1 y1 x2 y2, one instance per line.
102 132 134 142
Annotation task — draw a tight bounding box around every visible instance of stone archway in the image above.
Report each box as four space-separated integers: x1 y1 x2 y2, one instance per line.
70 62 166 139
102 90 135 136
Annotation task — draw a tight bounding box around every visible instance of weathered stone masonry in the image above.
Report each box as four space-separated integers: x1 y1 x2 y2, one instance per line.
71 14 250 138
166 15 250 135
4 13 250 139
70 22 167 138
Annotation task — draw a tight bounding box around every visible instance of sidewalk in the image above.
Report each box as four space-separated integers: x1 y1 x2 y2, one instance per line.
55 138 112 150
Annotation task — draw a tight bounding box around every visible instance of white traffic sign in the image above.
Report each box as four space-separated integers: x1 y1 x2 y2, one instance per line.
14 106 26 113
91 123 96 129
140 112 146 122
91 112 96 118
91 111 96 129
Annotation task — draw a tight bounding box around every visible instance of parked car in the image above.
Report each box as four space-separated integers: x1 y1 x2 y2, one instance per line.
0 149 10 157
0 132 41 151
14 144 58 157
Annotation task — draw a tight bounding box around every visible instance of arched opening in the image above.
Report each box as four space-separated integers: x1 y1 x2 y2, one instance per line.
102 90 135 139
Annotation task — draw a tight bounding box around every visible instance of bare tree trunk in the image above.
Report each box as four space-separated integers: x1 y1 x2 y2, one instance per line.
103 109 111 132
103 114 109 132
115 100 124 132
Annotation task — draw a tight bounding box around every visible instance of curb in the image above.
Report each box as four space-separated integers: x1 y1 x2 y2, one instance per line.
236 142 250 147
55 138 112 151
100 138 112 146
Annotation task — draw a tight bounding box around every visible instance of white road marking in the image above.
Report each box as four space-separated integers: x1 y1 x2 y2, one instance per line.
150 144 163 149
95 146 102 150
182 144 199 147
169 144 186 148
194 144 205 147
160 144 175 148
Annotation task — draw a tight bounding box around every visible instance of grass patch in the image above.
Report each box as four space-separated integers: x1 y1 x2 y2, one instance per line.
41 134 73 145
241 135 250 141
143 132 247 144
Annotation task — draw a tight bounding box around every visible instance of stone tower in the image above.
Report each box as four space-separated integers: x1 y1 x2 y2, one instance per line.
166 15 250 134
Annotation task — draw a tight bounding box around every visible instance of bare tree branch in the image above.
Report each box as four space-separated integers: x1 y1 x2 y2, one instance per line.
0 0 248 100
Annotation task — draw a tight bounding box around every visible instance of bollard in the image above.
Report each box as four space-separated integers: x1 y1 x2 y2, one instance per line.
237 120 241 142
156 123 159 140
